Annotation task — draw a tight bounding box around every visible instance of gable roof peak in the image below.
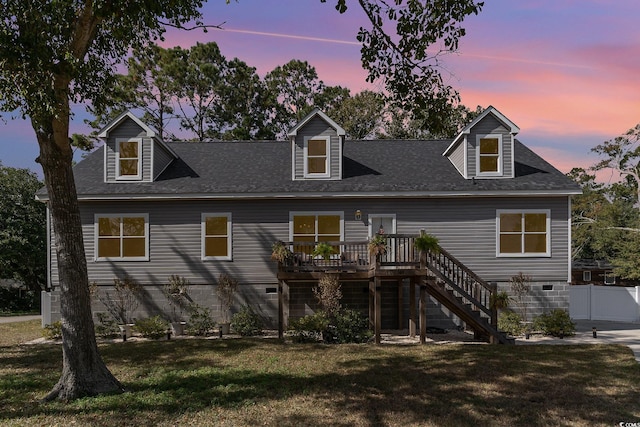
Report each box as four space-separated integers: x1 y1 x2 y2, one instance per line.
286 108 346 137
97 110 157 139
443 105 520 156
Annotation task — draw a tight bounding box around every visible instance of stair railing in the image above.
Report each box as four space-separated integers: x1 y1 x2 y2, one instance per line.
425 245 497 328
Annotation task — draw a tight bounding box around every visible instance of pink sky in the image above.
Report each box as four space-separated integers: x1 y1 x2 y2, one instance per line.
2 0 639 178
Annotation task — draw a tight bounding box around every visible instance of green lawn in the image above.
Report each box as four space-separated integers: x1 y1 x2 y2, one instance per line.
1 322 639 426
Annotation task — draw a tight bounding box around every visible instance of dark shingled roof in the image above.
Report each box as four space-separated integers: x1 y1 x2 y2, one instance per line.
42 139 580 198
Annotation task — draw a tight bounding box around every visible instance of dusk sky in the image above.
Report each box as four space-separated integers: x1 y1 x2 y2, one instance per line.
2 0 639 179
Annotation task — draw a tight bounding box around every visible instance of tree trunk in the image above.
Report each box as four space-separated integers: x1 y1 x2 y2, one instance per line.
36 109 123 401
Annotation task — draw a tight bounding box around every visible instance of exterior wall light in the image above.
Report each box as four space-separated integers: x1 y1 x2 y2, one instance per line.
355 210 362 221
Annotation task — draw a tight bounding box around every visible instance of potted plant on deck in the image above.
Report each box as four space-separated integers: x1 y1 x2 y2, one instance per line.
413 232 440 255
313 242 336 262
368 235 387 258
216 273 239 335
271 241 293 264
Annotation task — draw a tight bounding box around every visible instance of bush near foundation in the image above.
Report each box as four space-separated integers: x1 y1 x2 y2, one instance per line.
498 311 525 337
231 305 263 336
289 309 372 344
134 316 169 339
533 309 576 337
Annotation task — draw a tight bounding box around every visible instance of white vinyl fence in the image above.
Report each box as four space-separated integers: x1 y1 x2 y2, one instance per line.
41 291 51 327
570 285 640 322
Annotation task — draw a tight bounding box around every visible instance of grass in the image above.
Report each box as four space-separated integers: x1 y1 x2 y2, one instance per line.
1 323 639 426
0 319 42 346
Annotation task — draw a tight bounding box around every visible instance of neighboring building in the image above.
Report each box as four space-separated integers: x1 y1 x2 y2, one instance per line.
572 259 637 287
38 106 581 342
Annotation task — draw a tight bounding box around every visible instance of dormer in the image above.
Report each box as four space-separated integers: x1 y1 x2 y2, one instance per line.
287 109 346 180
98 111 177 183
443 106 520 179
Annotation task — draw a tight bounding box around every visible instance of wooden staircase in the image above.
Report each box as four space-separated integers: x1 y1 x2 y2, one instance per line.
424 247 514 345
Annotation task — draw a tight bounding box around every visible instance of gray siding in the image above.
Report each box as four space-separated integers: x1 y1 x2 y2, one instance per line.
49 196 570 289
104 117 152 182
467 115 513 178
153 142 174 179
293 116 341 180
447 140 466 177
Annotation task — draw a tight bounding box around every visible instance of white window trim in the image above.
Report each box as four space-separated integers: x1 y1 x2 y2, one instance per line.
476 134 503 177
367 214 397 238
582 271 591 282
496 209 551 257
303 135 331 179
289 211 344 241
604 271 616 285
115 137 143 181
201 213 232 261
94 213 149 261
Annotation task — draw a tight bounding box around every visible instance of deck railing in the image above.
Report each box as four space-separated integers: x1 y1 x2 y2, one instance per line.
277 234 424 272
278 240 370 272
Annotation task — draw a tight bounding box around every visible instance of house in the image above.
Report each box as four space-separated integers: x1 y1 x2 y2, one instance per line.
572 259 637 287
38 106 581 343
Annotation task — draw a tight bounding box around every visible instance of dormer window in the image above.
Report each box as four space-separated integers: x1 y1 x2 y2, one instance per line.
477 134 502 176
304 136 330 178
116 138 142 180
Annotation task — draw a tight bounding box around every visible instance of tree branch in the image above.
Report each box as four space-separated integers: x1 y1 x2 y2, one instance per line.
158 21 225 31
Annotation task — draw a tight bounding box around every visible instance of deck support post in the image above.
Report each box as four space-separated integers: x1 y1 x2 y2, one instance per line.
397 279 403 330
409 277 416 337
374 277 382 344
419 281 427 344
368 279 374 331
278 280 289 339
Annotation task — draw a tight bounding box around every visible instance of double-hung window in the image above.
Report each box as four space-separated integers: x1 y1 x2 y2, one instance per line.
202 213 232 260
116 138 142 180
290 212 343 253
96 214 149 260
477 135 502 176
497 210 550 257
304 136 330 178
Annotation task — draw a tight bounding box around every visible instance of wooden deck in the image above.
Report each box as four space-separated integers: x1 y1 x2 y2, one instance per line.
274 235 512 345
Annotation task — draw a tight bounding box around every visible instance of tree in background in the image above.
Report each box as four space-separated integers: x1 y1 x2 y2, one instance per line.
0 0 484 400
0 164 46 293
379 103 483 139
327 90 385 139
265 59 352 138
570 124 640 279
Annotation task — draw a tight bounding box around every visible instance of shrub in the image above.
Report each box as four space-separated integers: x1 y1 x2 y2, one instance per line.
0 287 38 314
289 309 372 344
94 312 120 338
94 276 142 324
185 304 215 336
42 321 62 340
163 275 190 322
498 311 525 337
288 311 330 343
231 305 263 336
332 309 372 344
533 309 576 337
313 274 342 316
216 274 238 324
134 316 169 339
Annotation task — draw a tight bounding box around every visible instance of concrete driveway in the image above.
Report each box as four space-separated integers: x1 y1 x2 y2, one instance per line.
517 319 640 362
0 315 40 324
